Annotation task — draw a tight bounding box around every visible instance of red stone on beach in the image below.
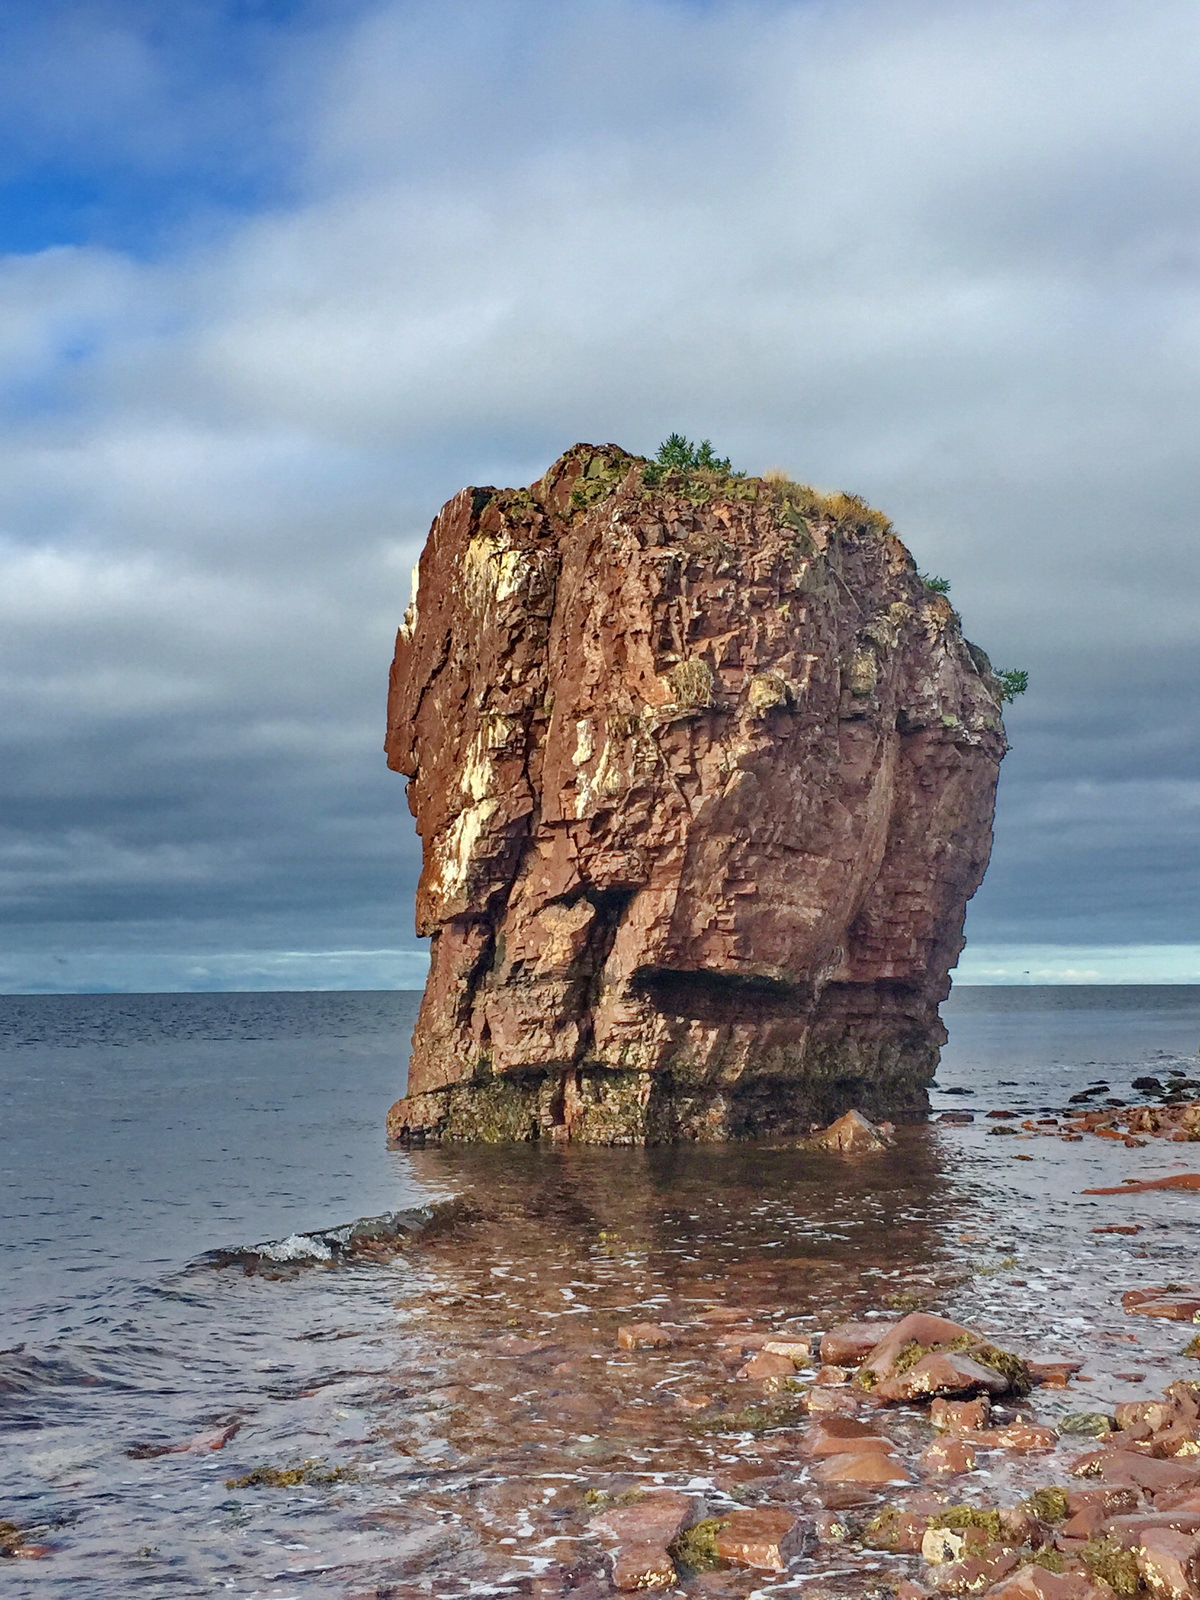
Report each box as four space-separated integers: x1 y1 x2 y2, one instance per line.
1135 1526 1200 1598
1084 1174 1200 1194
802 1417 894 1456
811 1450 912 1485
739 1350 797 1380
982 1566 1114 1598
713 1508 807 1571
1072 1449 1200 1494
972 1419 1058 1452
921 1436 977 1474
874 1348 1011 1402
820 1320 896 1366
589 1490 694 1547
611 1544 677 1591
1122 1286 1200 1321
854 1311 983 1385
931 1396 991 1432
617 1323 674 1349
590 1492 695 1590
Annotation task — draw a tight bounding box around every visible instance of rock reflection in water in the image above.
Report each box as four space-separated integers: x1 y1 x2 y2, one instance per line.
353 1135 961 1597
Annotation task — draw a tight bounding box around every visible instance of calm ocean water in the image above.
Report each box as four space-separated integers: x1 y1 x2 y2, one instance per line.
2 986 1199 1595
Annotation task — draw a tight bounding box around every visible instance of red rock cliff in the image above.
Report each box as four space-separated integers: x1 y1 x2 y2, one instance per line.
385 445 1006 1143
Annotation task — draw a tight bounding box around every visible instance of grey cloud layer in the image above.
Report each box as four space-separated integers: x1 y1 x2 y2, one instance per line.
2 0 1198 988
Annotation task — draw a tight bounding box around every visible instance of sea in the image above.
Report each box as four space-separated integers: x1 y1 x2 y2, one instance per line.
2 986 1200 1597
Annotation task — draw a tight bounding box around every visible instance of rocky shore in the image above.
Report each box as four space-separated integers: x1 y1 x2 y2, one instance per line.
573 1296 1200 1599
7 1083 1200 1596
398 1101 1200 1600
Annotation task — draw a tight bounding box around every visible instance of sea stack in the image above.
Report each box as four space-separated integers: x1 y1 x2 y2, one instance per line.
385 444 1007 1143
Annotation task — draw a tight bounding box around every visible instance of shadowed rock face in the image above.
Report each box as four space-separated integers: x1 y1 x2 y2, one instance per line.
385 444 1007 1143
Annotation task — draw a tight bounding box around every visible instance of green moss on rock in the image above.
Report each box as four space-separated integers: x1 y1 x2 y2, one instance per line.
670 1518 728 1574
1023 1487 1070 1524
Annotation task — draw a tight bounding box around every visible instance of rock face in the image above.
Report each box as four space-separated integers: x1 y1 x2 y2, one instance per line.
385 444 1007 1143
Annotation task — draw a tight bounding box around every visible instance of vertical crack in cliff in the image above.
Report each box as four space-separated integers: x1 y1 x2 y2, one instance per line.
553 883 636 1128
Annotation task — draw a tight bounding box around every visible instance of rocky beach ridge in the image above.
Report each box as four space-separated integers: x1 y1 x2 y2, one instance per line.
386 443 1008 1144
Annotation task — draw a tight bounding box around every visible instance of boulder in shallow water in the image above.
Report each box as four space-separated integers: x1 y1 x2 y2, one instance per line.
805 1109 895 1152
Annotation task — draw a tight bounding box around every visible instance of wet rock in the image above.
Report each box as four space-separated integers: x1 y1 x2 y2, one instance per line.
821 1320 897 1367
1072 1449 1200 1494
1115 1400 1175 1432
1062 1505 1107 1540
762 1337 815 1362
617 1324 674 1350
1085 1175 1200 1194
493 1335 553 1356
128 1422 241 1459
814 1364 851 1386
811 1484 879 1510
863 1506 940 1553
589 1491 695 1546
804 1387 866 1416
934 1546 1021 1594
1103 1512 1200 1547
931 1397 992 1434
805 1111 895 1154
811 1450 912 1484
980 1568 1112 1598
874 1349 1013 1403
1060 1413 1114 1439
1156 1421 1200 1458
198 1203 457 1274
738 1351 798 1381
811 1508 853 1542
921 1437 978 1475
1064 1486 1141 1519
802 1416 895 1456
716 1331 776 1359
713 1507 808 1571
591 1491 696 1588
855 1312 983 1385
922 1523 996 1563
385 444 1007 1145
973 1420 1059 1453
1135 1526 1200 1597
1029 1359 1085 1387
1122 1289 1200 1322
610 1543 678 1591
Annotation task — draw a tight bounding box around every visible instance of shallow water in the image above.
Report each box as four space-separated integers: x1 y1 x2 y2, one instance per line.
2 987 1200 1596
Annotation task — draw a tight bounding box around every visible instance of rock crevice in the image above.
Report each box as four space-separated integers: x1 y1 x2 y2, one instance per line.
386 444 1007 1142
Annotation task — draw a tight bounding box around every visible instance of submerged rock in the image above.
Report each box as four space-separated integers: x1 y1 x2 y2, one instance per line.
386 444 1007 1143
805 1108 896 1152
192 1203 464 1274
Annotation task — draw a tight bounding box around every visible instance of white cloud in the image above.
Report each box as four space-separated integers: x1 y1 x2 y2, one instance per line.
3 0 1200 987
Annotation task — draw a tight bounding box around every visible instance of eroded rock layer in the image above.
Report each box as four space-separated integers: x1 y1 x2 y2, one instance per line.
386 444 1006 1143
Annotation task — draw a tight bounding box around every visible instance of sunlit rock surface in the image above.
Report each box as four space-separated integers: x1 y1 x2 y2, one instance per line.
385 444 1007 1143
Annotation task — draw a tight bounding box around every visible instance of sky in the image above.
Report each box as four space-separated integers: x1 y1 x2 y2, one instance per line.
2 0 1199 993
